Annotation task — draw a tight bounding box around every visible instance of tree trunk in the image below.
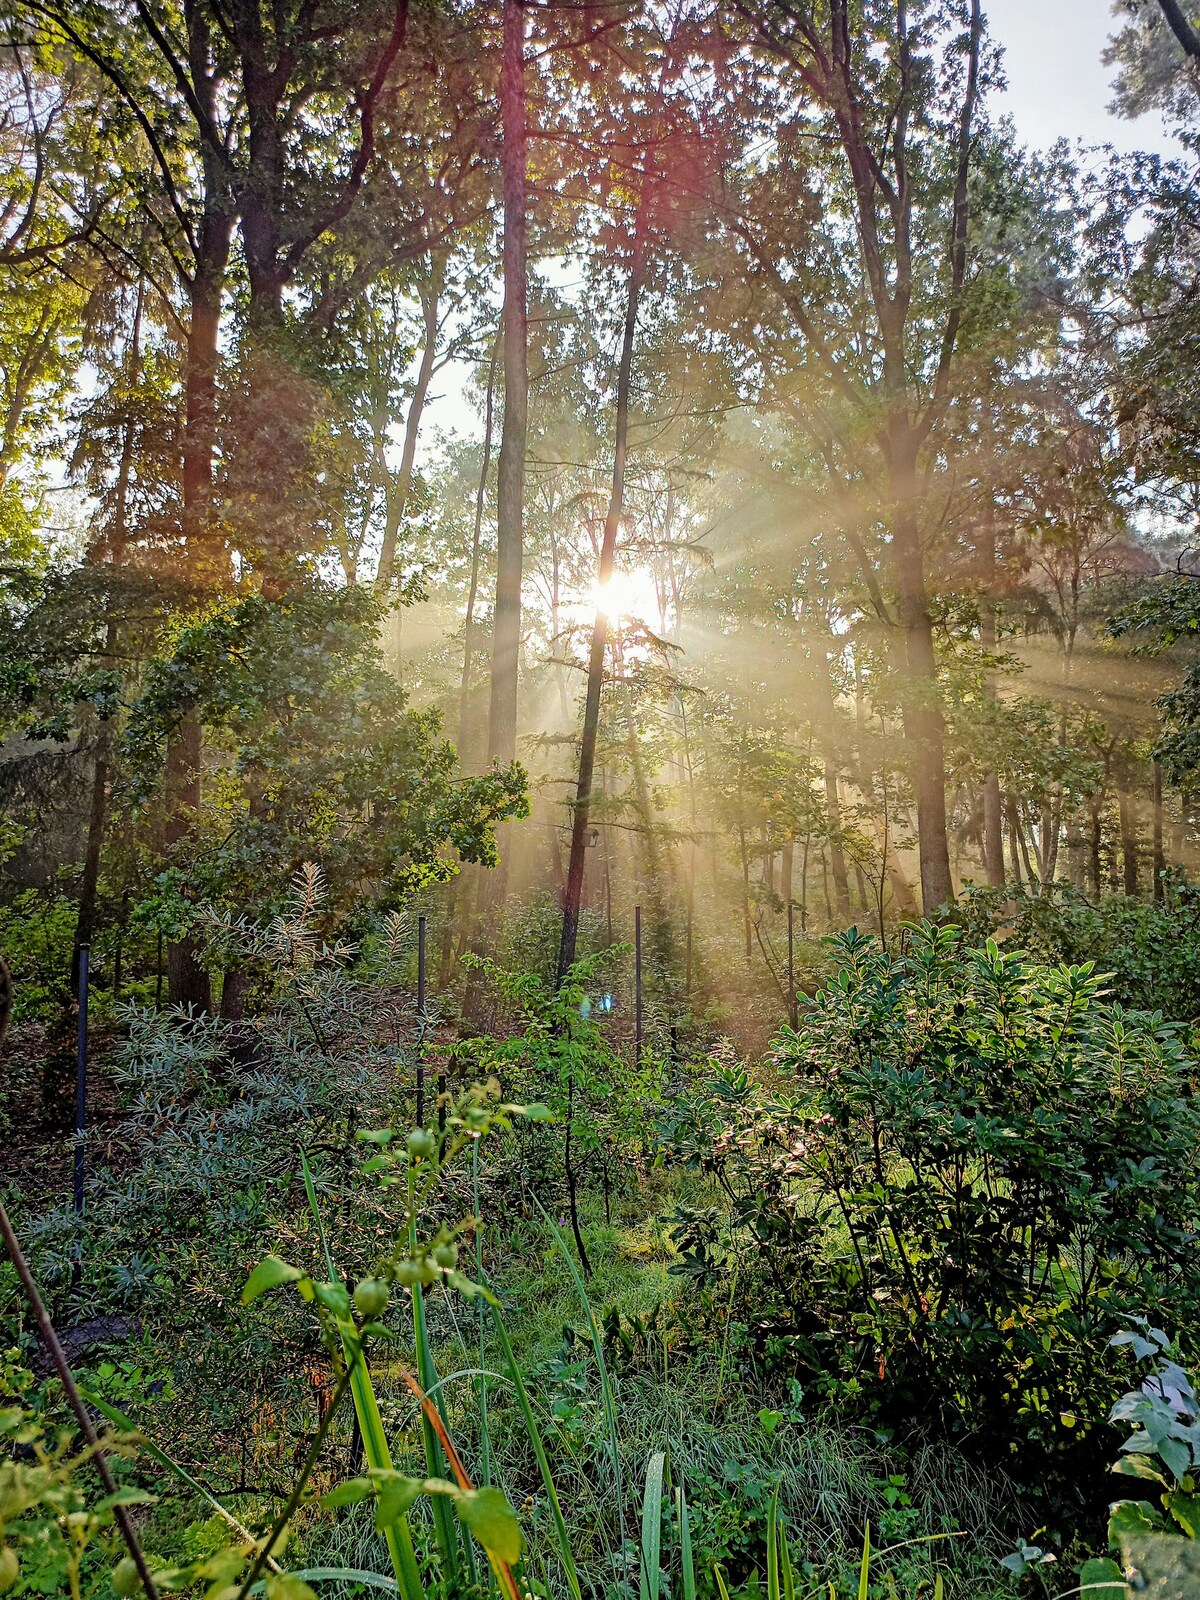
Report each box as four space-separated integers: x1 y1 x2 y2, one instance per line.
815 660 851 918
166 56 232 1009
378 258 443 592
890 438 953 912
979 523 1005 887
1120 790 1138 896
72 745 107 998
1007 793 1023 885
1153 760 1166 901
485 0 528 778
557 123 653 981
463 0 528 1022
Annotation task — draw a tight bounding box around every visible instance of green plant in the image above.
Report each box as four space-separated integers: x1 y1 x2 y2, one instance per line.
669 923 1200 1520
958 878 1200 1020
1072 1327 1200 1600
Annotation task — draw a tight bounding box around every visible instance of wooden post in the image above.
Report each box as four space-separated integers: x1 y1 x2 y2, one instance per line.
73 945 88 1288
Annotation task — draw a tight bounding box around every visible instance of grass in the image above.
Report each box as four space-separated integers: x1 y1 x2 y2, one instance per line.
283 1178 1015 1600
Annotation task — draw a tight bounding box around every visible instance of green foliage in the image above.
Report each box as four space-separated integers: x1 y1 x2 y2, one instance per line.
0 888 75 1021
958 878 1200 1018
668 923 1200 1516
122 586 527 928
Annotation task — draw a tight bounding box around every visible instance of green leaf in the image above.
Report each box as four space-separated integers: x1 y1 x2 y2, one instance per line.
640 1451 665 1600
319 1477 375 1509
313 1281 352 1316
524 1104 554 1121
372 1472 427 1532
1166 1490 1200 1538
242 1257 302 1304
1080 1557 1125 1597
456 1486 522 1564
1114 1457 1168 1486
1109 1500 1164 1545
265 1576 320 1600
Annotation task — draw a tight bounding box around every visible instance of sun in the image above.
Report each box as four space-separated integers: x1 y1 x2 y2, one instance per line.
592 565 661 627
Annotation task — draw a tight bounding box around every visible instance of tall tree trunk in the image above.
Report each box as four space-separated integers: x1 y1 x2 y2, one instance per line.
1089 799 1103 900
817 655 851 918
1120 790 1138 896
979 518 1005 887
166 37 233 1009
378 258 443 591
463 0 527 1022
1153 760 1166 901
557 130 652 981
458 325 501 763
1007 793 1023 885
73 279 146 994
485 0 527 778
890 432 953 911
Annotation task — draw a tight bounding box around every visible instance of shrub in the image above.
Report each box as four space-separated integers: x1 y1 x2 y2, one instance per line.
667 923 1200 1522
957 878 1200 1021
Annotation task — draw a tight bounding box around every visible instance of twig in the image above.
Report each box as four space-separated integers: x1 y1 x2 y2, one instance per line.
0 1198 160 1600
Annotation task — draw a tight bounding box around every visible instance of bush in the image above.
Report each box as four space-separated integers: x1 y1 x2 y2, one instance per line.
667 923 1200 1524
958 878 1200 1021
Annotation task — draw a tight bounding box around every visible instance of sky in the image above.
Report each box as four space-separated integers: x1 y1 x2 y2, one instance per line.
988 0 1178 156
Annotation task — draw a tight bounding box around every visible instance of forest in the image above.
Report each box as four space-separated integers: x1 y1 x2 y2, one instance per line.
2 0 1200 1595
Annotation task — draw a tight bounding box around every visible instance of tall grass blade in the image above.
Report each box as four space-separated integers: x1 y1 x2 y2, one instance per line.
254 1570 398 1594
488 1294 583 1600
473 1143 492 1491
675 1487 696 1600
300 1153 423 1600
640 1450 666 1600
766 1481 780 1600
532 1196 630 1580
857 1522 871 1600
779 1520 795 1600
714 1564 733 1600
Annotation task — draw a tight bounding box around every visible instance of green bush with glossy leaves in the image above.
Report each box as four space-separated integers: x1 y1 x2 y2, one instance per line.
667 922 1200 1522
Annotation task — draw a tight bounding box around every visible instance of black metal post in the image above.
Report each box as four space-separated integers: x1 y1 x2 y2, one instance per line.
73 944 88 1289
788 902 797 1030
416 914 426 1126
635 904 643 1069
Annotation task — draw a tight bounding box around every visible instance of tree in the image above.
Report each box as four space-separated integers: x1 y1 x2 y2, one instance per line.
716 0 988 910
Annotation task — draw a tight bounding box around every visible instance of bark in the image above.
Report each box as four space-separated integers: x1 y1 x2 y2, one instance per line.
982 775 1005 888
781 838 794 907
485 0 528 776
165 9 232 1009
557 117 653 981
890 435 954 911
459 324 502 762
1153 760 1166 901
1155 0 1200 58
979 517 1005 887
1089 800 1103 901
462 0 528 1021
72 746 107 998
1007 793 1023 885
1119 790 1139 896
817 655 852 917
377 256 444 591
